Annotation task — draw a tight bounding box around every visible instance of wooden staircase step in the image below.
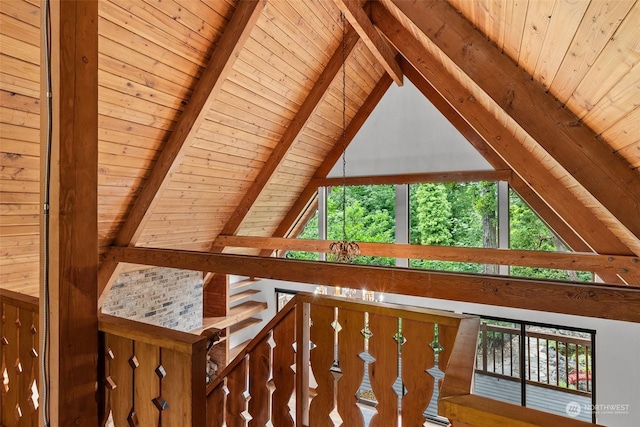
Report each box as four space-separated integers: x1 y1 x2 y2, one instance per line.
229 289 260 304
229 339 251 361
230 278 259 290
229 317 261 335
201 301 267 330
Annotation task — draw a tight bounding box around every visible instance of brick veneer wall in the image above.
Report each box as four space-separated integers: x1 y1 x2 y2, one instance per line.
102 267 203 332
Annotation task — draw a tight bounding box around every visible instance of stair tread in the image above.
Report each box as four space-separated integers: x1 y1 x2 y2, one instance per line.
229 317 262 334
230 278 259 289
229 289 260 304
201 301 267 330
229 339 251 360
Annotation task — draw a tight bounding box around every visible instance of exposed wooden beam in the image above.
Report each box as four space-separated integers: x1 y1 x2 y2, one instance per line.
41 1 99 423
104 247 640 323
98 0 265 300
385 0 640 250
262 73 394 256
215 235 640 280
312 169 511 188
372 5 637 260
400 58 626 285
212 25 360 250
333 0 403 86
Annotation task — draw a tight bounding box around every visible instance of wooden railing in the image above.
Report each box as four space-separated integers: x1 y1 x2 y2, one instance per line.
0 289 40 427
206 292 480 426
476 323 592 395
98 314 209 426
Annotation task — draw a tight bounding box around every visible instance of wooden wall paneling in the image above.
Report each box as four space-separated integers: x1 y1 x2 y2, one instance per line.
98 0 266 302
40 1 99 424
533 0 590 91
0 9 39 47
143 0 224 43
107 247 640 323
98 35 197 88
384 0 640 247
516 0 555 77
262 74 392 252
566 3 640 115
582 62 640 131
0 33 40 66
98 0 207 67
210 25 360 251
501 0 528 62
550 0 635 104
601 104 640 153
373 4 639 258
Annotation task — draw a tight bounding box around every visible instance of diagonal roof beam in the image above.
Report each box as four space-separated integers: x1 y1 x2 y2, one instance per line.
384 0 640 250
210 25 360 252
333 0 403 86
98 0 265 301
401 58 626 284
259 73 394 256
372 5 640 284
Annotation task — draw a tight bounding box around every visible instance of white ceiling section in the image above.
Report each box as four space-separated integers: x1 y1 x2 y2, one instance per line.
329 79 492 178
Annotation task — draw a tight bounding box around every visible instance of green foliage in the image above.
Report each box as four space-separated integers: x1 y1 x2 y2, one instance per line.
509 191 591 282
288 182 593 282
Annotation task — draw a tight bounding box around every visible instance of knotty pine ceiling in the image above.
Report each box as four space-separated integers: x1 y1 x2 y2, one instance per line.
1 0 639 297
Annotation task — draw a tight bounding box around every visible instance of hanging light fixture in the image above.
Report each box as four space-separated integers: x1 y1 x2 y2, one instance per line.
329 12 360 263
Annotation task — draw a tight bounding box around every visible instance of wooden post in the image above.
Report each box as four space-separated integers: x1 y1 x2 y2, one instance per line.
40 0 99 425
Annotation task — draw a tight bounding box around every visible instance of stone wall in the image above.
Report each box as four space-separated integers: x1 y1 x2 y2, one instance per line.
102 267 203 332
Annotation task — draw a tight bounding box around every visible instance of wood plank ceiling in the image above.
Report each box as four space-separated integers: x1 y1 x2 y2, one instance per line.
1 0 639 298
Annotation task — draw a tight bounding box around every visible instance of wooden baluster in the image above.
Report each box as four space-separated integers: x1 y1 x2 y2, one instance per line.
135 341 159 424
226 356 248 427
20 309 38 425
401 319 434 427
163 346 205 426
108 334 133 425
207 382 226 427
249 335 272 426
437 324 457 396
3 304 18 425
308 304 336 427
367 312 399 427
271 309 295 427
336 308 365 427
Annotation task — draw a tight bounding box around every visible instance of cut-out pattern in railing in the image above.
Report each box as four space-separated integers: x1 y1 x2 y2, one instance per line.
0 290 39 427
99 314 207 427
206 293 478 427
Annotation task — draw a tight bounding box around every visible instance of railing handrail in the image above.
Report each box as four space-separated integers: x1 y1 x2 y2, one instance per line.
0 288 38 310
98 313 207 355
296 292 475 325
481 323 591 346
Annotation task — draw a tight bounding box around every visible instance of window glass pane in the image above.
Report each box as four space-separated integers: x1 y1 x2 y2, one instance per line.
286 210 319 260
327 184 395 266
509 190 592 282
409 181 496 273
